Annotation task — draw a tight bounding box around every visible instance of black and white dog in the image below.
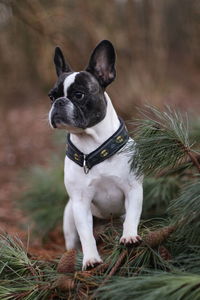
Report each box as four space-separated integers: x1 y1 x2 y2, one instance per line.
48 40 143 270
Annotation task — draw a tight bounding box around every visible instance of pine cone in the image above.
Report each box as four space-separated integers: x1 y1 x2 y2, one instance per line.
158 245 172 260
57 249 77 274
142 225 176 248
55 274 75 291
77 263 109 278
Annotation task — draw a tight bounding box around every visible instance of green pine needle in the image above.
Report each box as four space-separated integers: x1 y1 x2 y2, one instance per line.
168 177 200 244
97 273 200 300
129 105 193 176
172 246 200 274
0 234 57 300
0 234 32 278
143 176 181 217
190 117 200 146
98 220 173 276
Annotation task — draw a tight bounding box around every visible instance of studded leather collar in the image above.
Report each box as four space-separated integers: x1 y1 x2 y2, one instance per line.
66 118 129 174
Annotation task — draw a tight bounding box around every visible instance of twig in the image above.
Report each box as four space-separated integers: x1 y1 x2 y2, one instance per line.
157 153 200 178
185 149 200 173
91 249 128 299
104 249 128 279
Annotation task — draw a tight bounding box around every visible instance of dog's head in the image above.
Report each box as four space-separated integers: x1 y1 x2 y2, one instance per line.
48 40 116 133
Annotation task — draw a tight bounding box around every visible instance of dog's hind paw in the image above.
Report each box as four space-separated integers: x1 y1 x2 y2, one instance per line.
82 257 103 271
120 235 142 247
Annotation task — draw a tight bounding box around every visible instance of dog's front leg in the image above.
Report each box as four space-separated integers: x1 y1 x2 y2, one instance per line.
72 197 102 270
120 181 143 245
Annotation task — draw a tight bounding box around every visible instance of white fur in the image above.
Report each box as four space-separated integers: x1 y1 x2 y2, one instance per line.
48 105 54 128
63 92 143 270
48 72 79 129
64 72 79 97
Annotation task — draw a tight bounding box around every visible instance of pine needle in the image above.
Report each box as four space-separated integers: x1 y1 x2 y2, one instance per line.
143 176 181 216
168 177 200 244
0 234 58 300
97 273 200 300
128 105 195 177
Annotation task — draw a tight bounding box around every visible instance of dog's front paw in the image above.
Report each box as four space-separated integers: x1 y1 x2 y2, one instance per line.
120 235 142 246
82 256 103 271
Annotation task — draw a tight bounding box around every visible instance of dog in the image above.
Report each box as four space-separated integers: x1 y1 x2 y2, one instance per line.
48 40 143 270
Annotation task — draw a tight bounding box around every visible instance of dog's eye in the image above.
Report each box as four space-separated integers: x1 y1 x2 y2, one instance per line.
74 91 84 101
48 93 55 102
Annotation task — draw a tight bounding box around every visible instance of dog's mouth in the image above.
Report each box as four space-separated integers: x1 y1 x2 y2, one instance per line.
50 112 65 128
51 113 85 133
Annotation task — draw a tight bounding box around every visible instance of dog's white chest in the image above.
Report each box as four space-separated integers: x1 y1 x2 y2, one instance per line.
64 150 135 219
91 174 125 218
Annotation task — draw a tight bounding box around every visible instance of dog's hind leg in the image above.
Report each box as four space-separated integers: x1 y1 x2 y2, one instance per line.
63 200 80 249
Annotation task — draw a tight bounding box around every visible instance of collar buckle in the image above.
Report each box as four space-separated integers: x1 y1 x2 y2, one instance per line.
83 155 90 174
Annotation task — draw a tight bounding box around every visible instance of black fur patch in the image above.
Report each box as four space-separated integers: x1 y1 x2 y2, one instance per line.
48 72 73 101
66 71 107 128
49 71 107 129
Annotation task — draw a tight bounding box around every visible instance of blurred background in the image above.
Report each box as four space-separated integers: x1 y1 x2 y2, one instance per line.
0 0 200 253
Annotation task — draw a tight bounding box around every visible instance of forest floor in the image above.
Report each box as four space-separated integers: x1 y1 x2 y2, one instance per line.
0 102 65 260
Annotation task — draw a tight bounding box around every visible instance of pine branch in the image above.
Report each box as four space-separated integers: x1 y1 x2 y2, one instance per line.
0 223 180 299
143 176 181 216
91 224 175 298
129 105 199 177
0 234 58 299
97 273 200 300
168 178 200 245
172 247 200 274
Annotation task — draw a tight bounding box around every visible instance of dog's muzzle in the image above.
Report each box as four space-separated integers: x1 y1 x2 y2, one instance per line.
50 97 68 128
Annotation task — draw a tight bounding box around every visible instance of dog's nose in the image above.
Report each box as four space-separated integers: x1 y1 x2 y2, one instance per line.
54 98 66 107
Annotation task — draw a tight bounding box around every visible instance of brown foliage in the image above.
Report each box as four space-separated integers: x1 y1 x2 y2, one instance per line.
0 0 200 115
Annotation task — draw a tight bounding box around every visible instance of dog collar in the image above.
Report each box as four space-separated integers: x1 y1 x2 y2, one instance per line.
66 118 129 174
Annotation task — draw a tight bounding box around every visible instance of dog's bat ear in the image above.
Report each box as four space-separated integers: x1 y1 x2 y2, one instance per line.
86 40 116 88
54 46 72 77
